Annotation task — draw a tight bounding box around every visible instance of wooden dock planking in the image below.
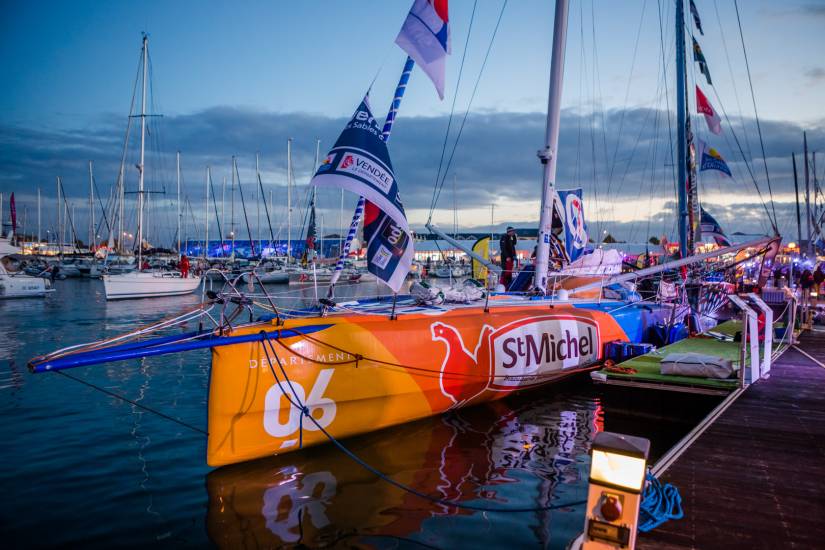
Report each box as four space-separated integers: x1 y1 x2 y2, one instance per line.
637 330 825 550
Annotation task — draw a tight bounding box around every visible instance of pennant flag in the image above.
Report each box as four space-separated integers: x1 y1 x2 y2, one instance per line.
696 85 721 135
557 188 588 262
395 0 450 100
700 207 731 246
692 37 712 85
698 141 732 177
690 0 704 35
311 97 413 292
9 192 17 233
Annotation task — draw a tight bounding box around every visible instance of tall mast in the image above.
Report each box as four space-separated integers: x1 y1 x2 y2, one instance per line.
176 151 182 256
534 0 570 294
287 138 293 262
230 157 236 256
256 153 261 247
88 161 94 249
804 131 812 256
37 187 41 243
221 175 226 251
137 33 149 268
793 153 802 247
55 177 60 250
204 166 210 259
675 0 690 258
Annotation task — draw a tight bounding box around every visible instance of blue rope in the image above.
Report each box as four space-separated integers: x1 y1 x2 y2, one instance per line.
259 332 586 514
638 471 684 532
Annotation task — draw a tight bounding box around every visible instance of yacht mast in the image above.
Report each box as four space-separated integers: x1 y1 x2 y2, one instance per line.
88 161 94 249
137 33 149 268
204 166 210 259
287 138 293 262
675 0 690 258
37 187 41 243
804 131 812 256
534 0 570 294
176 151 182 257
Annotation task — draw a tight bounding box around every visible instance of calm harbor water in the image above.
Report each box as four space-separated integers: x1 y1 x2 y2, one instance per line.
1 278 718 548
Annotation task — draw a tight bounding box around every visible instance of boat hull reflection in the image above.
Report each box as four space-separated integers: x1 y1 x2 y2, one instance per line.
206 389 602 548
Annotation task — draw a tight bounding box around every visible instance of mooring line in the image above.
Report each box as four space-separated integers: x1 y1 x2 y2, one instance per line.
55 370 207 436
258 332 587 514
791 345 825 369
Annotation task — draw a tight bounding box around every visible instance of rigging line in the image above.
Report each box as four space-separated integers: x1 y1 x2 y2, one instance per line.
258 334 588 513
428 0 479 221
709 86 776 232
656 0 678 226
733 0 777 232
55 370 207 436
430 0 508 217
606 0 648 189
712 0 754 163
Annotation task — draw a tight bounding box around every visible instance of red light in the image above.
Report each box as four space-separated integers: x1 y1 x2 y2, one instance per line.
600 495 622 522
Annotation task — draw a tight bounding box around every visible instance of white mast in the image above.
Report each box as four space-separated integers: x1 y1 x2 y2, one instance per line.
221 175 226 250
176 150 182 257
55 177 60 250
287 137 293 262
534 0 570 294
804 131 812 257
37 187 41 243
137 33 149 268
231 156 236 256
88 161 94 249
204 166 210 259
256 152 261 247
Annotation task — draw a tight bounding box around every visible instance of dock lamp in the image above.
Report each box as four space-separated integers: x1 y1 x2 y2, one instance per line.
583 432 650 549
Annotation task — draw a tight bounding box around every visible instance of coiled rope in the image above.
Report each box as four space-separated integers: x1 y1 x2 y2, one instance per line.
638 471 683 532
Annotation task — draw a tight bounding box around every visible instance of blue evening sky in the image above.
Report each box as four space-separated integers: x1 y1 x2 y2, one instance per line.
4 0 824 128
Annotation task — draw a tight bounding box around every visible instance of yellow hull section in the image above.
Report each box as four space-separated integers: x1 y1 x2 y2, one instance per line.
207 303 627 466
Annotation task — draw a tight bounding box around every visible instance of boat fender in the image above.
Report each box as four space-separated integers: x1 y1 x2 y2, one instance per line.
556 289 569 301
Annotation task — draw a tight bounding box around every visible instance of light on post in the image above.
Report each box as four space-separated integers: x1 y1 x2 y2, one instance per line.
583 432 650 549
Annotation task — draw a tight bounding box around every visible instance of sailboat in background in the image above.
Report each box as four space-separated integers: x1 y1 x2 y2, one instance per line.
102 34 202 300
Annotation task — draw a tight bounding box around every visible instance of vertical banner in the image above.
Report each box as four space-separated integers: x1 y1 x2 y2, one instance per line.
557 188 588 262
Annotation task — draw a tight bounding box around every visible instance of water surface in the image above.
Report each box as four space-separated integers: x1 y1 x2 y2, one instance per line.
0 278 718 548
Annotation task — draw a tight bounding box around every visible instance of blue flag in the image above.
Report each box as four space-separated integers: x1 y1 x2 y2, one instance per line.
310 97 413 292
699 143 732 177
700 207 731 246
557 188 588 262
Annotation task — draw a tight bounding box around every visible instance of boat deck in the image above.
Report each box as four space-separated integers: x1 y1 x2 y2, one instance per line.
592 320 789 395
637 329 825 549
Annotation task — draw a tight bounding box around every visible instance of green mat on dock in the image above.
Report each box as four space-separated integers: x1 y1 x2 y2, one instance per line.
602 320 744 391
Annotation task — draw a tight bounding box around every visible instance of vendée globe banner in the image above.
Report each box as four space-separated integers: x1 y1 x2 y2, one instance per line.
310 97 414 292
557 188 588 263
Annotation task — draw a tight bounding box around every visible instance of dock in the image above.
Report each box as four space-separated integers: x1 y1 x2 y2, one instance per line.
637 329 825 549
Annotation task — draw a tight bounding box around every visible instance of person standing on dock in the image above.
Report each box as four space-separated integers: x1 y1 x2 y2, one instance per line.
499 226 517 288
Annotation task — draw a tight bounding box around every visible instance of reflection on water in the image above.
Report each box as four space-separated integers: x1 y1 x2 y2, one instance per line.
1 279 719 548
207 387 597 549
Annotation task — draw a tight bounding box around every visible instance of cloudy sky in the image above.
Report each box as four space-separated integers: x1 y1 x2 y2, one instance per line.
2 0 824 246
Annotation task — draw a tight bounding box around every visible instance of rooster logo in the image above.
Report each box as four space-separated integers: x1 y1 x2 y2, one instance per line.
431 322 494 407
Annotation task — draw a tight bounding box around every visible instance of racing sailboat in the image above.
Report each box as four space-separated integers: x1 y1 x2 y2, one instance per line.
101 34 202 300
30 0 775 467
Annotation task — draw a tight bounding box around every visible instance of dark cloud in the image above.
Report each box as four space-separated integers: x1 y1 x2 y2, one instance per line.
1 106 823 244
805 67 825 82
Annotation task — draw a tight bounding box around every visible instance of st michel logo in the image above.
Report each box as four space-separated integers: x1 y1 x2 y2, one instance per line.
432 315 600 404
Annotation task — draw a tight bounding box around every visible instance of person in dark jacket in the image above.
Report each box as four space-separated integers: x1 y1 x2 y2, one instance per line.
499 226 517 287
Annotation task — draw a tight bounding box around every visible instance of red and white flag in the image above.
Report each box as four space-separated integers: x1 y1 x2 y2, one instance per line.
696 85 721 135
395 0 450 99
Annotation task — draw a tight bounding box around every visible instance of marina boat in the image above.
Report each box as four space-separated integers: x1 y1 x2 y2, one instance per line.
103 270 202 300
0 263 53 299
29 0 779 469
101 35 202 300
